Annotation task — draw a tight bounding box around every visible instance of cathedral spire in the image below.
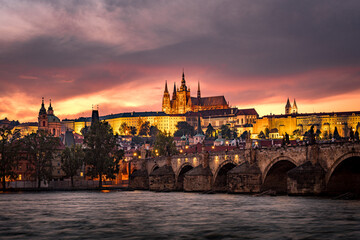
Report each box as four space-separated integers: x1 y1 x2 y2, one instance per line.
197 81 201 99
286 98 291 107
285 97 292 115
164 80 169 93
172 82 177 100
180 70 187 91
293 98 297 108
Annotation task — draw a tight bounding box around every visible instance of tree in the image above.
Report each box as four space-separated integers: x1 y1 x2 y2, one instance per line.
119 122 130 135
322 130 329 140
292 129 301 139
174 121 194 137
240 131 248 141
61 145 84 187
308 126 316 145
285 132 290 144
205 123 215 139
258 131 266 139
138 121 150 136
0 127 20 191
333 127 341 140
265 128 270 139
220 124 232 139
153 131 178 157
83 121 120 188
22 130 59 188
130 126 137 136
315 129 322 141
355 131 359 141
349 129 355 141
149 125 160 137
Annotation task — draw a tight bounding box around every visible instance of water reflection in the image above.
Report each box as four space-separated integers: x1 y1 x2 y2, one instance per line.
0 191 359 239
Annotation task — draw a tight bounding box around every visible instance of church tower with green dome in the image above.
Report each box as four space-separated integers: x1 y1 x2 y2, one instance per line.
38 98 61 137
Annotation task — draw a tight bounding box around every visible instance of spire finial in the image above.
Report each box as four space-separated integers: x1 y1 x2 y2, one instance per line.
197 81 201 99
92 104 93 110
49 99 52 107
164 80 168 93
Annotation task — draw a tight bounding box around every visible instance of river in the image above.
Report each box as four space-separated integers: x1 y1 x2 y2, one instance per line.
0 191 359 239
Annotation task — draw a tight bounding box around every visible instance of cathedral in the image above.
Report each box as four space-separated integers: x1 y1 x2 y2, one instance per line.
38 98 61 137
162 72 229 114
285 98 298 115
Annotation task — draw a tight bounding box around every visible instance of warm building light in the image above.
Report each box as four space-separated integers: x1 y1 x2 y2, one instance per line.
18 174 22 180
138 156 141 159
180 149 183 153
185 146 189 149
212 146 215 149
133 152 137 156
80 172 83 177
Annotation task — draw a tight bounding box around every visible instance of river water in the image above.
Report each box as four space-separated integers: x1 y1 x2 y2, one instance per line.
0 191 359 239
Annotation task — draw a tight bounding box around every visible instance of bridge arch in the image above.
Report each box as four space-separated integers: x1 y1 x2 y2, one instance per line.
326 152 360 194
213 160 237 192
149 164 159 174
175 162 194 191
261 156 297 194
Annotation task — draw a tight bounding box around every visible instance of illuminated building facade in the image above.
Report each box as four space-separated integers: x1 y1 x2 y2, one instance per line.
253 99 360 139
162 72 229 114
62 111 186 136
186 108 258 135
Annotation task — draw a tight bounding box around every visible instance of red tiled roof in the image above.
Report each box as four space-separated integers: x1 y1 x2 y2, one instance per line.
191 96 228 106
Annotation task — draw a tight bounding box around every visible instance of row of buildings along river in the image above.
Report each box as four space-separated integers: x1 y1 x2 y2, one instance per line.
1 72 360 189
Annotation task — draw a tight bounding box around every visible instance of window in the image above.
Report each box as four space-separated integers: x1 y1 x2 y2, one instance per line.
43 121 45 127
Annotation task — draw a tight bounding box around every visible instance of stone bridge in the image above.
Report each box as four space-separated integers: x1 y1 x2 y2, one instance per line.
129 142 360 195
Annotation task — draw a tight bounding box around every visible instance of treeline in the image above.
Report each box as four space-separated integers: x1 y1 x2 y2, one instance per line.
0 121 124 191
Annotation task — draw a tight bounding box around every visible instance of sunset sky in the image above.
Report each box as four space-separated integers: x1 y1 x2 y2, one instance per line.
1 0 360 122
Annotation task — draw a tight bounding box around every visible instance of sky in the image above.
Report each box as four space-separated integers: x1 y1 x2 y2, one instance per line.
1 0 360 122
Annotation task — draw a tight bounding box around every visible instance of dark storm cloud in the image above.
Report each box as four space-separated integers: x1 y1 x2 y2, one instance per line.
115 0 360 77
0 35 116 68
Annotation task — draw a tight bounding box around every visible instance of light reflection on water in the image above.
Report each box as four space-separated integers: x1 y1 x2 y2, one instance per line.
0 191 359 239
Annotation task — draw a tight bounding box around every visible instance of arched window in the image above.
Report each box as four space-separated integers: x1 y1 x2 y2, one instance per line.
53 129 56 135
42 121 45 127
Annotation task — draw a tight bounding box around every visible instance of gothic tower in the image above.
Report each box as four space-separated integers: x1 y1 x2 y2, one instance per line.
38 97 48 130
292 99 298 114
162 81 171 113
197 81 201 99
176 71 192 114
285 98 292 115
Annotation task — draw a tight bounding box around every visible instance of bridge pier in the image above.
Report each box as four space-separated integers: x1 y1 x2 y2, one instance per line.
287 161 326 195
149 157 176 191
227 162 262 193
129 170 149 190
183 165 213 192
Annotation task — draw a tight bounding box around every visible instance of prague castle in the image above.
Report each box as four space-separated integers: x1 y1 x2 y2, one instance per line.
162 72 229 114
